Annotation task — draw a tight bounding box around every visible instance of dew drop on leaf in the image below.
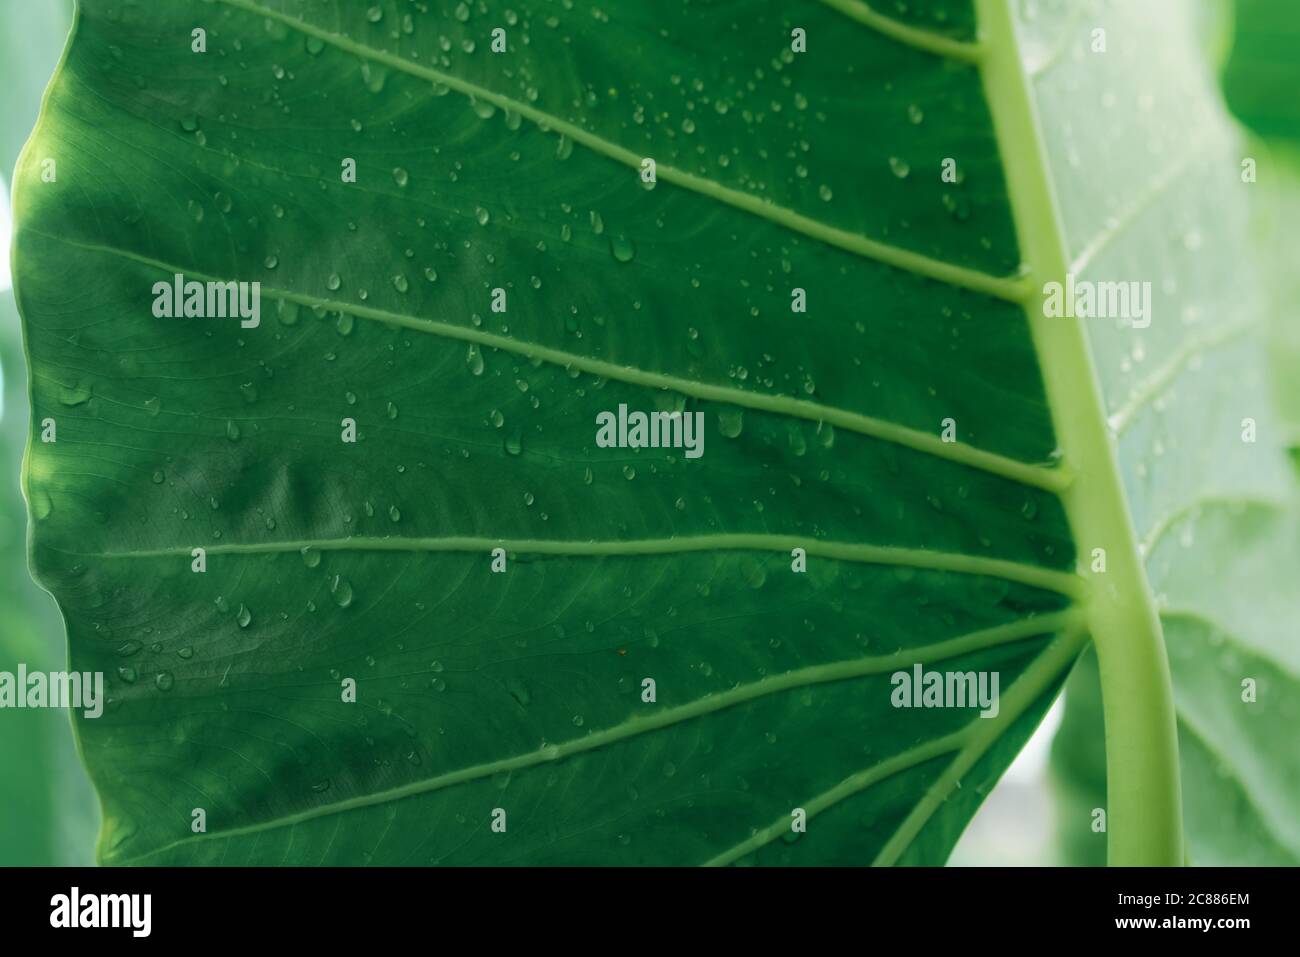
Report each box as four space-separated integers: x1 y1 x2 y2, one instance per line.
609 235 636 262
330 576 354 608
467 343 485 375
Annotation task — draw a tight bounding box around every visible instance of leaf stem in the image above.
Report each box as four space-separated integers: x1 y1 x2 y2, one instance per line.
975 0 1184 866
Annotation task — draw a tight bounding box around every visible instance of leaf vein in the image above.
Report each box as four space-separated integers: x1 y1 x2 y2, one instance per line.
32 232 1071 494
91 533 1084 597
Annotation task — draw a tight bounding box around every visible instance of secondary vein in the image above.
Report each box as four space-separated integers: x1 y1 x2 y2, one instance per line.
816 0 984 62
1108 318 1263 435
95 533 1085 597
37 232 1073 494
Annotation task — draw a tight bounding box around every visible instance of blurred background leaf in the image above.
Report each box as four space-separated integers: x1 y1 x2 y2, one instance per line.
1 0 98 866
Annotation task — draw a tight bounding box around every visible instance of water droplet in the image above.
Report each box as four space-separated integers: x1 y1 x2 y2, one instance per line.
155 671 174 692
609 235 636 262
889 156 911 178
59 383 92 406
236 604 252 628
392 167 409 187
330 576 354 608
719 409 744 438
361 62 388 93
466 343 485 375
392 274 409 293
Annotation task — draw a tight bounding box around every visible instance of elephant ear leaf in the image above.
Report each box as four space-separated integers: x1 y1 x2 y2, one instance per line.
12 0 1291 865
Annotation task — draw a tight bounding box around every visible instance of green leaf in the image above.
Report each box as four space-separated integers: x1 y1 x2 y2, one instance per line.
12 0 1294 865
